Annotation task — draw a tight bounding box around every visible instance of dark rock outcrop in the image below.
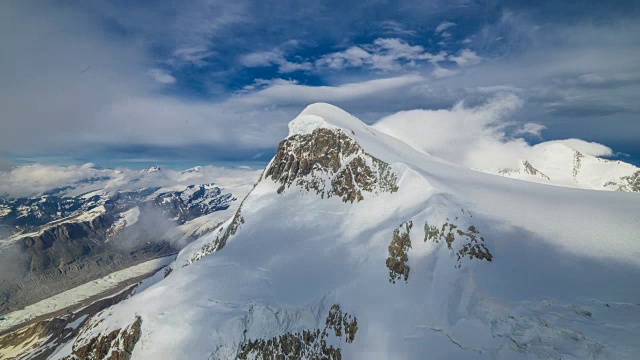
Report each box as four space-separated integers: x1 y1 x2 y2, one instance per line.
424 211 493 268
238 304 358 360
63 316 142 360
386 221 413 284
265 128 398 203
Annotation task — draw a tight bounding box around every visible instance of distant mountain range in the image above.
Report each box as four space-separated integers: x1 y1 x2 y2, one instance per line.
0 165 259 315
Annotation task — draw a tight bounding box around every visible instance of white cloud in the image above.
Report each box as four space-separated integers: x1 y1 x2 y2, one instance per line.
448 49 482 66
431 66 459 78
172 47 216 66
539 139 613 157
239 78 299 92
316 38 447 71
315 46 371 69
515 123 546 138
148 68 177 84
0 163 112 198
380 20 417 36
239 50 283 67
373 94 527 169
231 74 425 107
239 49 312 73
372 94 619 170
3 1 639 164
0 163 261 199
435 21 456 34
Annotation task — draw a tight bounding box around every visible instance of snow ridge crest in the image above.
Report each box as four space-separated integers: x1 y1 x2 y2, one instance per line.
288 103 367 137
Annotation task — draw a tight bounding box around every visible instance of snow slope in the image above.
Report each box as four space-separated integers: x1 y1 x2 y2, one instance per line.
54 103 640 360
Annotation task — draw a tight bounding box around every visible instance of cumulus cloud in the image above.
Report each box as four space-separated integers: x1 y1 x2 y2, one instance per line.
242 38 454 74
316 38 447 71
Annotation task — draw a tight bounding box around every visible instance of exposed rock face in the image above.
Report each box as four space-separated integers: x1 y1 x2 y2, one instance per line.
183 206 245 266
238 304 358 360
386 221 413 284
265 128 398 203
616 170 640 192
0 195 85 231
424 210 493 268
522 161 550 180
23 212 114 273
573 151 584 182
498 161 553 182
153 184 235 223
63 316 142 360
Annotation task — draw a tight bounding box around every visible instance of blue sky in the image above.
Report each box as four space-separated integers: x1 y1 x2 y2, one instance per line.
1 0 639 169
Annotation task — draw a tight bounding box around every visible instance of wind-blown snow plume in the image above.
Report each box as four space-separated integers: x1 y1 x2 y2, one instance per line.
373 94 618 171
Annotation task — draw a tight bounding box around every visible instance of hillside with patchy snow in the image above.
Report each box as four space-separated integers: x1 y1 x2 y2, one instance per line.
17 103 639 360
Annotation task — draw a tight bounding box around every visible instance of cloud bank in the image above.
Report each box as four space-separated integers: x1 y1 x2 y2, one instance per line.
0 163 261 199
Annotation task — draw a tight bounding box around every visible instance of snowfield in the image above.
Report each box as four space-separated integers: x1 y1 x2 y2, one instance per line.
52 103 640 359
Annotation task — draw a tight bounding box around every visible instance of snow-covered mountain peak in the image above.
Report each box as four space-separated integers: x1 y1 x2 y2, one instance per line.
140 166 162 173
288 102 368 137
267 104 401 203
180 166 202 174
